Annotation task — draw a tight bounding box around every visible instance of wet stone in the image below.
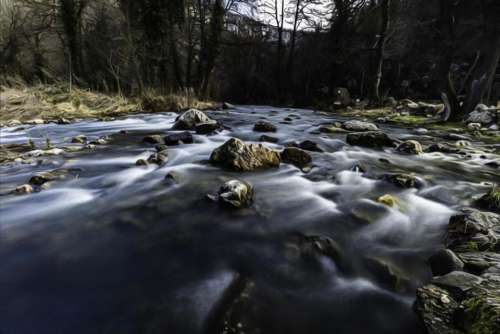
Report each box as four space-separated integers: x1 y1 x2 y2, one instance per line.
253 121 277 132
396 140 423 155
172 109 215 130
281 147 312 168
259 135 279 143
210 138 281 172
428 249 465 276
164 132 194 146
142 135 164 145
346 131 396 149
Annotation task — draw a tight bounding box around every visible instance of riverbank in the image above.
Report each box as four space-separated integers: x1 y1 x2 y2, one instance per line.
0 84 217 125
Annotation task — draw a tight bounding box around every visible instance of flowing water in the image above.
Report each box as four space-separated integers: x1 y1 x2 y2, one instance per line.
0 106 499 334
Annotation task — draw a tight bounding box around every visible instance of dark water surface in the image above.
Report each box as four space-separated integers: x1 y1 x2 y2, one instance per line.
1 106 499 334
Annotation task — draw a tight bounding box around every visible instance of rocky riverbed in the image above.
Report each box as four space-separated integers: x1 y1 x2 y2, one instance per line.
0 105 499 334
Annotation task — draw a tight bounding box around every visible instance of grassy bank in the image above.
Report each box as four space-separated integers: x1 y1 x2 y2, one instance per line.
0 84 217 125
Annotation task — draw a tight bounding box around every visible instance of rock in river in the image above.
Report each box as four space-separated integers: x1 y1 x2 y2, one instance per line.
13 184 35 195
210 138 281 172
253 120 277 132
475 187 500 213
209 179 254 209
446 208 500 252
382 173 423 188
29 169 80 186
164 132 194 146
281 147 312 168
428 249 464 276
396 140 423 155
72 135 87 144
346 131 396 149
195 122 220 134
342 120 378 132
142 135 164 145
172 109 216 130
259 135 279 143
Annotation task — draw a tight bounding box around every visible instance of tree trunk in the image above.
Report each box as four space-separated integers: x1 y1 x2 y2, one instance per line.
371 0 391 104
286 0 301 95
463 0 500 113
200 0 224 97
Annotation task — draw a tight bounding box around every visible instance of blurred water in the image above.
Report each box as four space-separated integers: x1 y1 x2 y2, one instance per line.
0 106 499 334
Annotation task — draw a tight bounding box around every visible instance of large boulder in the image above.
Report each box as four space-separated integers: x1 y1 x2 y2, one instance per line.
396 140 423 155
209 180 254 209
280 147 312 168
446 209 500 252
172 109 216 130
342 120 378 132
414 284 461 334
210 138 281 172
346 131 396 149
465 104 496 125
415 209 500 334
431 271 483 300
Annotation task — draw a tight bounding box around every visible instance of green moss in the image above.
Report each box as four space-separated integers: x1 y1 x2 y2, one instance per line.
475 186 500 213
463 295 500 334
467 241 480 252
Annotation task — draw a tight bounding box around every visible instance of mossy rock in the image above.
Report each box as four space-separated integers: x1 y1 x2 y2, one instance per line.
475 187 500 213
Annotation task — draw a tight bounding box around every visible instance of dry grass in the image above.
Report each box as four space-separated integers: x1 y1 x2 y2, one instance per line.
0 83 218 124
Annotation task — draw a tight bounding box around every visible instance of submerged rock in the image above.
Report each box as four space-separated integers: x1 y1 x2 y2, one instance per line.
253 120 277 132
142 135 164 145
203 275 260 334
363 256 413 293
71 135 87 144
172 109 216 130
280 147 312 168
427 143 461 154
195 122 220 134
298 140 323 152
346 131 396 149
259 135 279 143
342 120 378 132
396 140 423 155
29 169 80 186
164 132 194 146
210 138 280 172
382 173 423 188
209 179 254 209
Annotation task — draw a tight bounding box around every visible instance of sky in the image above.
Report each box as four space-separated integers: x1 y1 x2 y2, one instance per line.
230 0 331 30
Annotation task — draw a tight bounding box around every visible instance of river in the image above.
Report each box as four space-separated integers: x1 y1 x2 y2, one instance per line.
0 106 499 334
